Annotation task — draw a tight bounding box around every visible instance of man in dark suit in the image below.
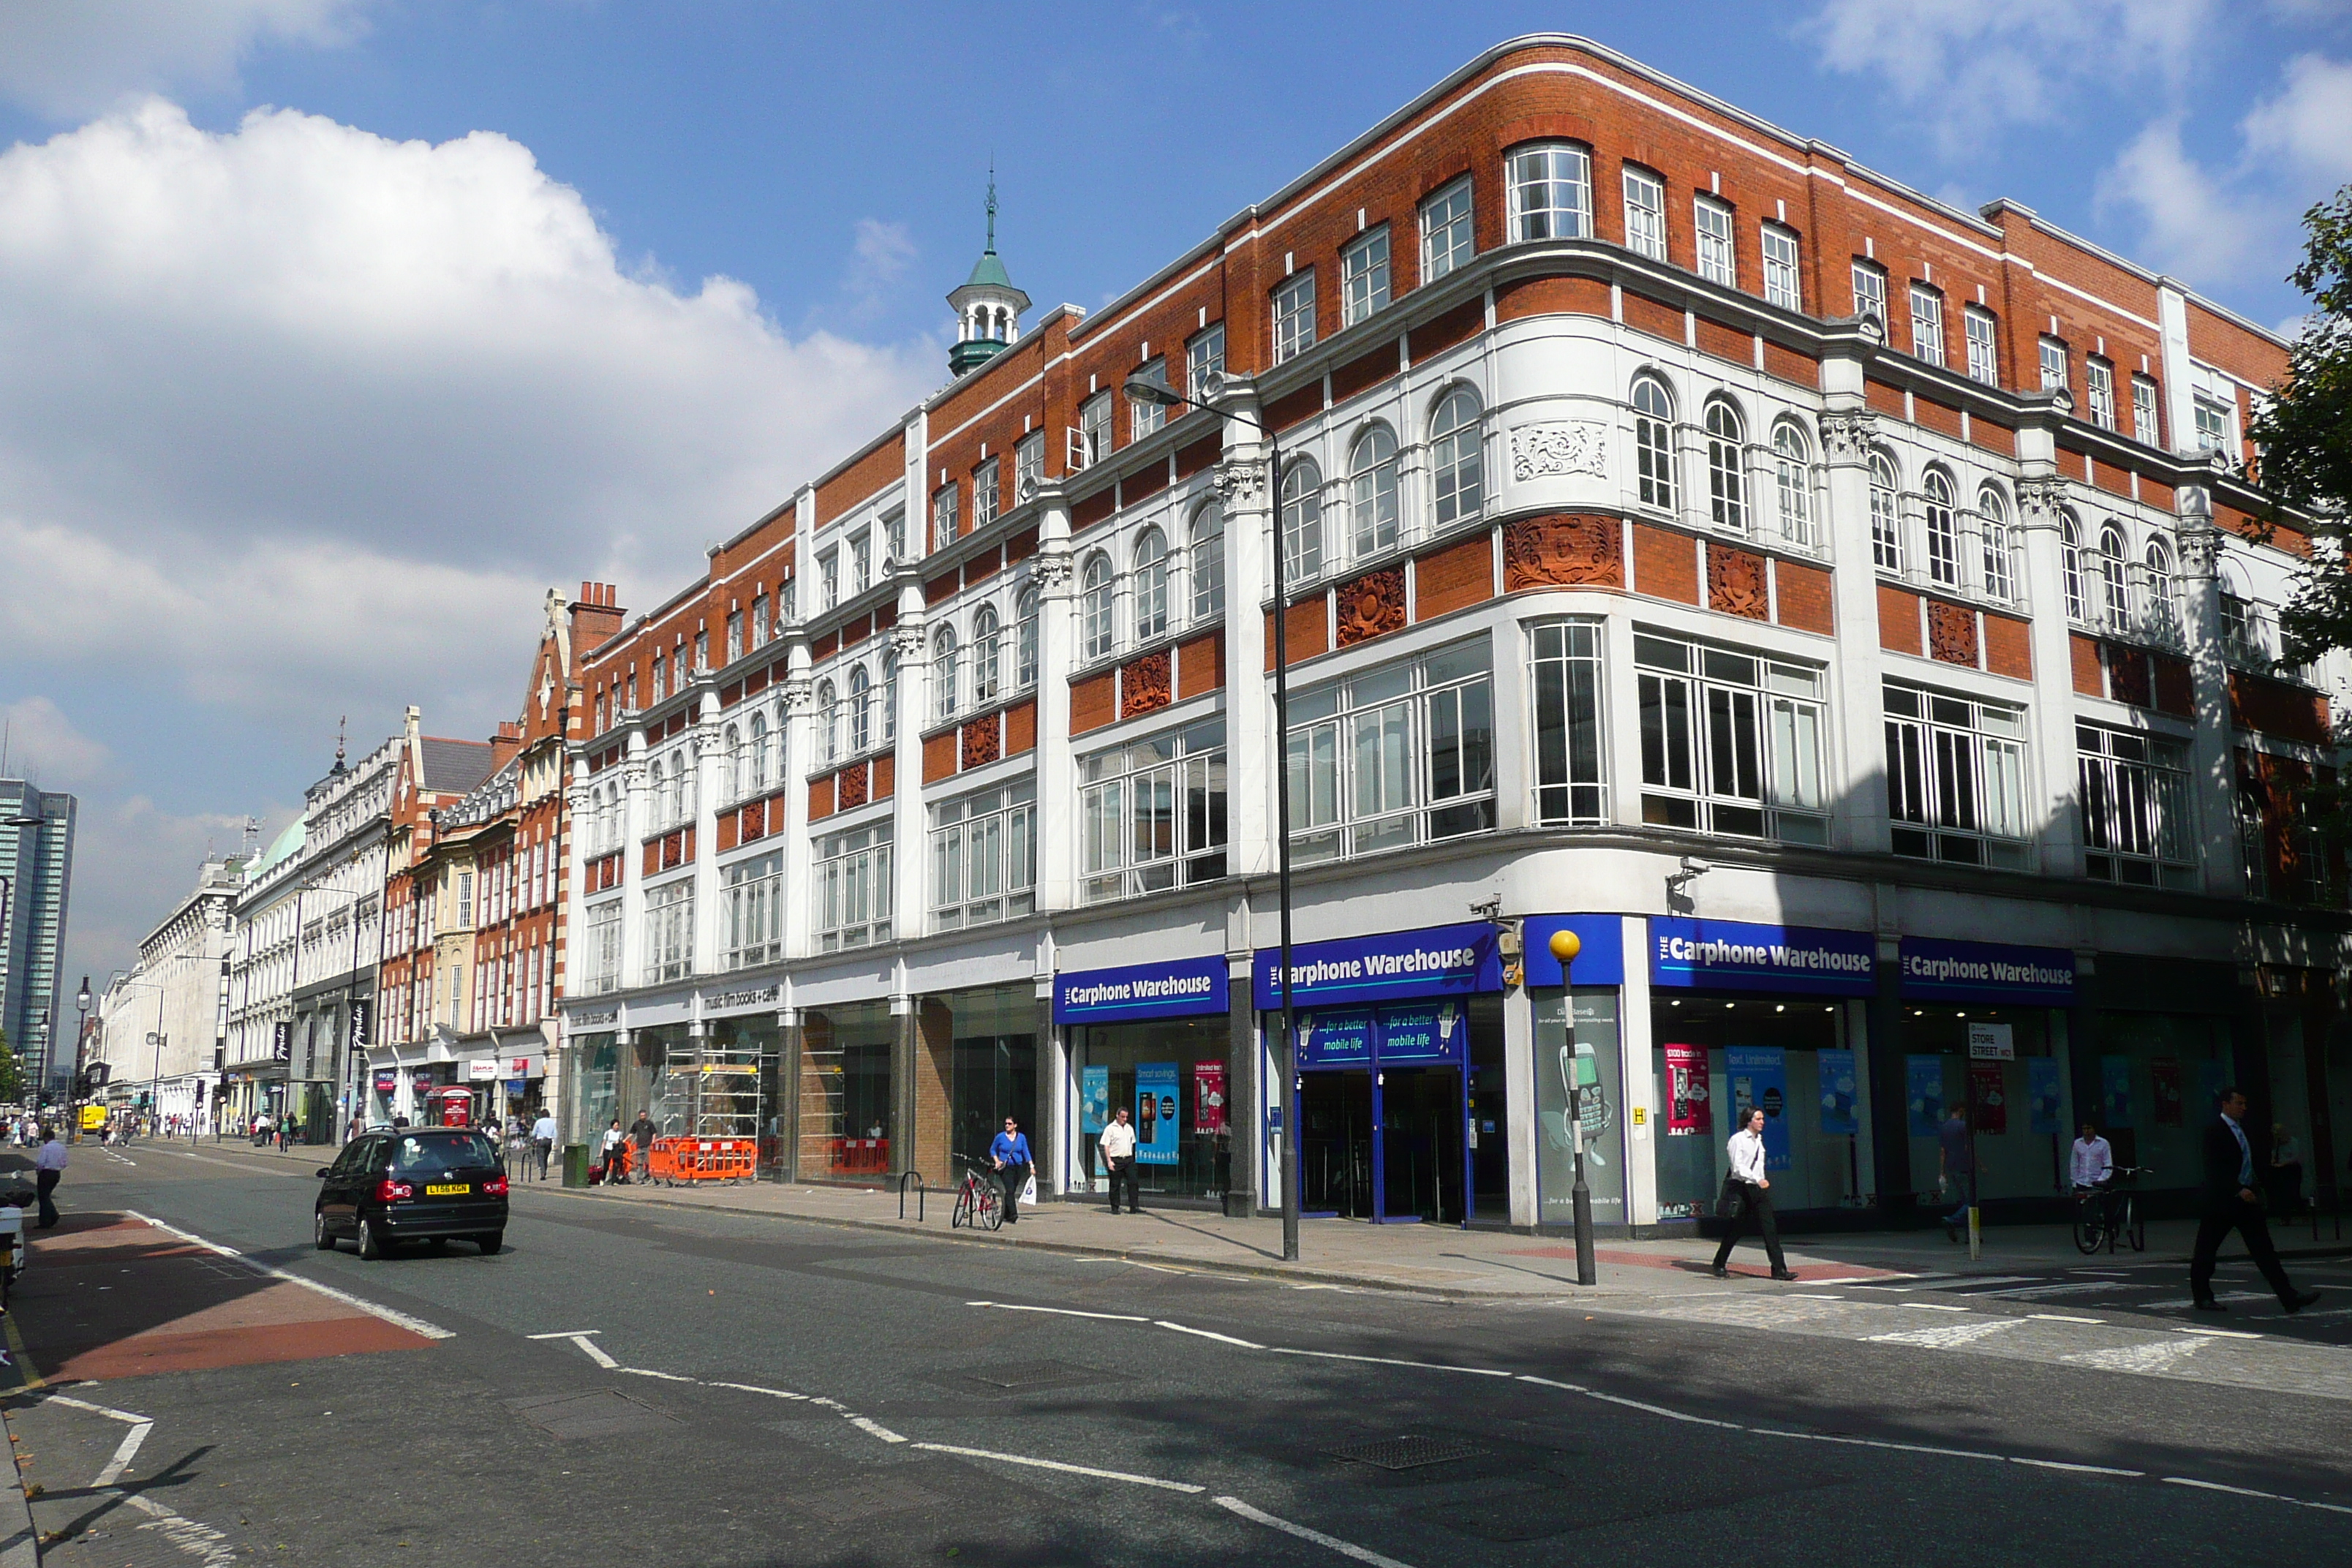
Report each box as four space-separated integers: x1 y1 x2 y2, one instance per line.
2190 1087 2320 1315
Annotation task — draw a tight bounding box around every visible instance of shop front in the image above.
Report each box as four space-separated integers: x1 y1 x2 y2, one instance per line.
1056 957 1232 1207
1897 939 2078 1213
704 992 785 1180
1525 915 1629 1234
2087 954 2242 1205
1254 922 1504 1226
931 985 1039 1175
798 999 894 1180
1647 917 1878 1224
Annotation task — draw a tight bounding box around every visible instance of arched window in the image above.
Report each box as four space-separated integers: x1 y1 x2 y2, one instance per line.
1189 502 1224 621
647 757 667 826
1704 399 1745 530
2099 523 2132 630
1869 453 1901 572
725 723 745 801
748 712 769 796
2144 536 2177 638
1632 376 1676 511
1978 486 2014 601
1015 584 1041 687
1923 469 1959 587
881 652 899 742
1430 386 1485 525
848 664 872 754
815 679 838 766
677 751 696 823
1081 553 1115 660
1349 423 1399 556
1133 529 1169 641
932 624 960 723
973 605 1004 705
1279 459 1323 581
1771 419 1812 543
2060 516 2087 622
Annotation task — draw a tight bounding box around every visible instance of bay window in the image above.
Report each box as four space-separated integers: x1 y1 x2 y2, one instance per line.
1885 684 2030 869
1637 634 1827 843
642 878 692 984
814 823 892 951
1531 620 1607 825
2078 724 2195 889
931 780 1036 930
721 851 783 970
1287 640 1495 863
1081 720 1228 902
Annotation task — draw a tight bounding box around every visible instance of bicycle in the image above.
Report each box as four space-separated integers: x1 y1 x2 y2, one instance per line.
2072 1164 2152 1254
949 1154 1005 1232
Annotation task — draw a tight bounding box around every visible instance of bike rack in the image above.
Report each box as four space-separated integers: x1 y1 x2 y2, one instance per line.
897 1168 926 1222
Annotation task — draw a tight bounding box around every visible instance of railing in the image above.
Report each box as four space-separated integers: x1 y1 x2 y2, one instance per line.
898 1168 927 1222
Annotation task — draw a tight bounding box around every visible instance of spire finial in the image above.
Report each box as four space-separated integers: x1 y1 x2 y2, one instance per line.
333 715 347 774
985 160 997 252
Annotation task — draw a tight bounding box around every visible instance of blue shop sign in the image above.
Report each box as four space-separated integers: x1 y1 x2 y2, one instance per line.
1054 956 1229 1025
1253 921 1501 1011
1521 915 1626 987
1296 1000 1467 1068
1899 938 2075 1005
1649 917 1876 997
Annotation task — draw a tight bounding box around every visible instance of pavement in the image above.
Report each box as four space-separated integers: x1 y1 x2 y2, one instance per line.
0 1137 2345 1566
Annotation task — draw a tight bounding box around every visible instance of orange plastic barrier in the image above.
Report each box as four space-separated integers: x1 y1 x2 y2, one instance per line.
649 1136 758 1185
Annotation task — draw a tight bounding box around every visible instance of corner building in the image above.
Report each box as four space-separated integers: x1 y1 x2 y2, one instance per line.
557 35 2350 1234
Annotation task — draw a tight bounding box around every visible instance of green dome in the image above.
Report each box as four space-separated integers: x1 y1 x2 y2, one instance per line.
252 818 305 875
965 247 1013 290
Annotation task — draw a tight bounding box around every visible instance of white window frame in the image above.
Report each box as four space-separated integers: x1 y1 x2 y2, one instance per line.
1186 323 1226 403
2131 377 2160 447
1341 226 1391 327
641 878 693 985
1869 454 1902 574
2078 723 2196 889
1694 195 1736 286
1964 306 1999 387
1286 641 1496 864
1420 177 1474 283
932 484 960 553
2087 358 2117 430
1128 359 1169 440
930 780 1036 930
1272 270 1316 364
1080 720 1229 903
720 851 783 971
2039 336 2068 393
972 457 1000 530
1635 633 1828 846
1851 260 1887 336
1704 399 1745 531
1760 223 1801 309
1507 143 1592 243
1885 683 2032 870
813 823 893 952
1909 284 1945 367
1529 619 1607 825
1633 376 1676 513
1622 166 1666 260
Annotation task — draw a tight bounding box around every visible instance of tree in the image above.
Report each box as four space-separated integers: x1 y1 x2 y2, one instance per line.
0 1036 22 1106
2263 184 2352 668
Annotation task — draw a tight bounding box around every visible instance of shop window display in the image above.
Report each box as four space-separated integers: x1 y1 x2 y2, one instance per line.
1533 989 1626 1228
2091 1010 2233 1188
1899 1007 2070 1204
801 1003 894 1178
1652 998 1860 1219
1075 1014 1230 1202
943 987 1038 1167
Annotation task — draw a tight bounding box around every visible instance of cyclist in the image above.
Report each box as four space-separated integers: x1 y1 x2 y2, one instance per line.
2070 1120 2117 1231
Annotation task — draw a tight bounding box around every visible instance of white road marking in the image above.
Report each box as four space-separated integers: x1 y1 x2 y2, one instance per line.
44 1394 155 1487
2029 1314 2105 1324
709 1381 808 1401
915 1442 1202 1493
560 1334 619 1369
619 1367 695 1382
1866 1319 2028 1349
1270 1348 1511 1377
1794 1275 1910 1285
526 1330 603 1339
966 1300 1150 1322
1213 1496 1416 1567
1750 1428 2005 1463
1585 1390 1740 1428
846 1415 908 1444
120 1490 239 1567
2170 1325 2261 1339
1930 1276 2043 1290
2062 1337 2212 1376
2009 1457 2144 1477
1898 1302 1974 1312
123 1209 453 1340
1154 1320 1264 1349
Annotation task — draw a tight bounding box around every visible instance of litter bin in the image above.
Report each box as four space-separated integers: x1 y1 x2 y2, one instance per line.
562 1142 589 1188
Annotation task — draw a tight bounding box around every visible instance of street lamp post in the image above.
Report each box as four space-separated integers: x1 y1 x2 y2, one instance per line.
70 976 90 1141
1125 371 1300 1262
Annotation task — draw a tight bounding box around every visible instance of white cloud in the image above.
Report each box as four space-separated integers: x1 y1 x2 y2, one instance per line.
1803 0 2217 151
2243 53 2352 181
0 696 110 787
67 793 274 987
0 99 935 714
0 0 370 119
2094 117 2266 283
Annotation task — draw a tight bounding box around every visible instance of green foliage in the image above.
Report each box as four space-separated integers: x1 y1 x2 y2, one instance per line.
2263 185 2352 669
0 1044 23 1106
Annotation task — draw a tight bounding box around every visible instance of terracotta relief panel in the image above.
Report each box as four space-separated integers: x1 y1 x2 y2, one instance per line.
836 760 869 810
1120 649 1173 719
960 712 1003 770
1706 546 1768 621
1335 567 1407 647
1503 513 1624 591
1926 602 1979 668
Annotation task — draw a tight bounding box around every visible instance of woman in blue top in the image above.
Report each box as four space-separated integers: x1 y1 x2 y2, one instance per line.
990 1117 1033 1225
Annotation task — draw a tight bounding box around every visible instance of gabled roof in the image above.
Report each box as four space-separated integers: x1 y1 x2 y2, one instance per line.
416 736 495 795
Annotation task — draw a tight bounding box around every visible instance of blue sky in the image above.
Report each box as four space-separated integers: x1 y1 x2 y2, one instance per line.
0 0 2346 995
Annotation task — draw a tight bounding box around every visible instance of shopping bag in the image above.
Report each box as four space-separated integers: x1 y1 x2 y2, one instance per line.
1021 1173 1039 1207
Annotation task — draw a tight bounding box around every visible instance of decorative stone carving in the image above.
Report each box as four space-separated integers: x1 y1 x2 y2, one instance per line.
1214 456 1267 504
1508 421 1609 482
2175 520 2220 578
1119 649 1173 719
1927 601 1980 667
1335 567 1408 647
960 714 1002 770
1503 513 1624 591
780 675 813 714
1707 547 1769 621
1033 553 1073 592
1817 409 1880 466
892 622 927 660
836 761 869 810
2014 477 2069 519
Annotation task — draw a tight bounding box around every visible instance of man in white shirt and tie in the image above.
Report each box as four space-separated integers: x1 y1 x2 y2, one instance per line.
1711 1108 1797 1281
1098 1105 1139 1215
2191 1088 2317 1314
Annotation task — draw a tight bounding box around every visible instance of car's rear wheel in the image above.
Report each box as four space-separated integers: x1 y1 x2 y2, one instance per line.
313 1210 336 1251
358 1215 387 1260
478 1231 502 1256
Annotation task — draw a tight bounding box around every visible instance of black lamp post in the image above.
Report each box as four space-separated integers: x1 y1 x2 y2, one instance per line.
71 976 91 1140
1124 371 1299 1262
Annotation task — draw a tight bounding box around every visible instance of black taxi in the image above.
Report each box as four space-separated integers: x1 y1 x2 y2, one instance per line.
315 1127 508 1259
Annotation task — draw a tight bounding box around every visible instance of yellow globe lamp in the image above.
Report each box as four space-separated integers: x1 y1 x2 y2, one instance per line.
1548 929 1581 964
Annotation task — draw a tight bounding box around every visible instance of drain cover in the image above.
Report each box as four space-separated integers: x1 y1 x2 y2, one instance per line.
1324 1435 1482 1471
965 1360 1099 1390
506 1389 677 1440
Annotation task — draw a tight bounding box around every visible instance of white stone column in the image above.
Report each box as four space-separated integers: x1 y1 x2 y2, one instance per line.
2175 478 2243 892
691 687 723 975
1816 375 1893 852
1220 390 1276 875
780 630 814 958
617 731 648 991
891 573 930 938
1032 484 1078 909
1501 981 1537 1228
2013 393 2088 875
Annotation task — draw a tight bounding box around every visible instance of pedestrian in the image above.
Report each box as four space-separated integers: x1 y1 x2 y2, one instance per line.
599 1118 626 1185
531 1108 558 1181
2192 1088 2319 1315
1936 1103 1974 1241
2070 1120 2117 1230
1711 1107 1798 1281
990 1116 1033 1226
1099 1105 1139 1215
33 1125 67 1230
630 1109 655 1186
2267 1123 2306 1215
278 1116 297 1152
